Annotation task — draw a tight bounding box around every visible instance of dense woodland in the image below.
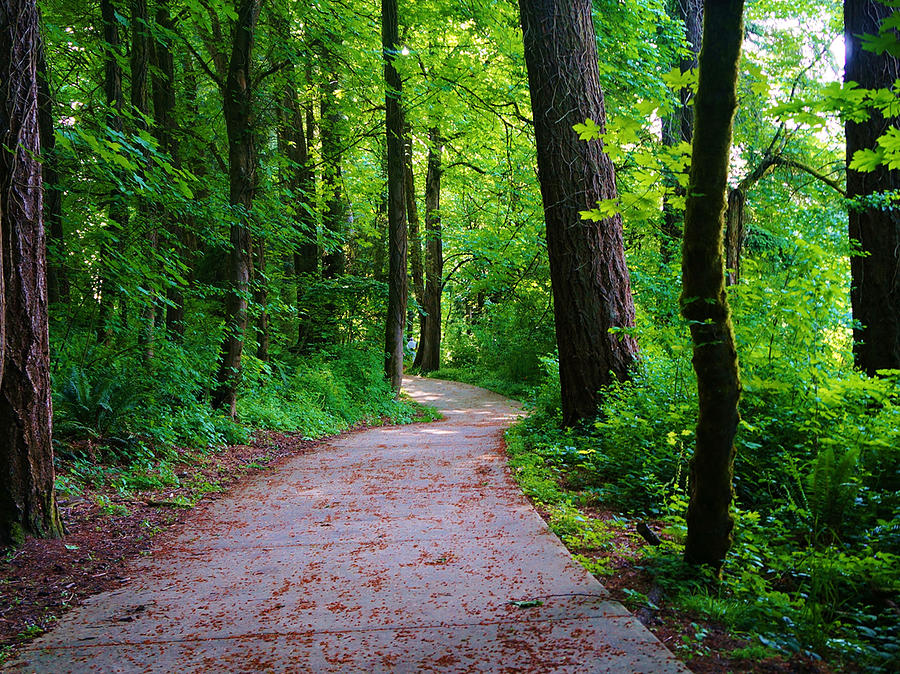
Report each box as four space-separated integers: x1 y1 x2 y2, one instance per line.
1 0 899 669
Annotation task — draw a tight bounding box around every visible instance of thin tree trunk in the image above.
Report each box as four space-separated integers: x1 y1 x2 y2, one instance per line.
681 0 745 574
723 153 777 285
382 0 407 393
404 125 425 346
151 0 185 338
845 0 900 375
724 188 744 285
519 0 638 426
373 141 388 284
416 129 443 373
211 0 261 416
320 71 346 281
98 0 128 340
36 41 67 304
167 53 204 336
293 97 318 350
131 0 157 359
661 0 703 262
0 0 63 544
253 238 269 361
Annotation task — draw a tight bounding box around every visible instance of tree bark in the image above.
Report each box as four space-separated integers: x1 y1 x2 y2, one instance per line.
680 0 745 574
415 128 443 373
845 0 900 375
519 0 639 426
0 0 63 545
382 0 407 394
211 0 261 416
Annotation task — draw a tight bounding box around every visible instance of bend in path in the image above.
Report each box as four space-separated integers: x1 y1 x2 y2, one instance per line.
10 376 687 673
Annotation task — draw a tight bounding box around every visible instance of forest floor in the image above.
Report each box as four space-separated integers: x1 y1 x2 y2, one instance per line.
1 378 828 672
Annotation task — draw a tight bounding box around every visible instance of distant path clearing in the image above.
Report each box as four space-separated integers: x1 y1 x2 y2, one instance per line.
11 376 686 673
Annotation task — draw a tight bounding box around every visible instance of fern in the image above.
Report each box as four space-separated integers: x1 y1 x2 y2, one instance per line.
807 446 860 542
55 367 142 442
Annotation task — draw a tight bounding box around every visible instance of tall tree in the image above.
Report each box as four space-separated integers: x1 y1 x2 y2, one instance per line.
518 0 638 426
211 0 261 416
845 0 900 375
414 128 443 373
680 0 745 573
0 0 63 545
383 0 407 393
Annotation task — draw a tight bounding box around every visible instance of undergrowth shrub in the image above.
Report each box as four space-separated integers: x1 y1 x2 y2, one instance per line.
511 344 900 668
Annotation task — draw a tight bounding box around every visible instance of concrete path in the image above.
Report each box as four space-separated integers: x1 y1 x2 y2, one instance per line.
10 377 687 673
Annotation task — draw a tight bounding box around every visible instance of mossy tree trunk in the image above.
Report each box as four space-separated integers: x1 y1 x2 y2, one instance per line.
680 0 744 573
0 0 63 545
519 0 638 427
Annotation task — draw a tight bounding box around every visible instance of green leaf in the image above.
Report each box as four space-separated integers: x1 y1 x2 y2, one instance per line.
573 118 602 141
849 148 884 172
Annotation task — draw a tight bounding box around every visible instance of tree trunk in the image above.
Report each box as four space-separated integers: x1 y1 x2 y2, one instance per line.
167 52 204 337
373 142 388 284
289 99 318 348
382 0 407 394
845 0 900 375
36 42 67 305
211 0 261 416
0 0 63 545
131 0 157 359
98 0 128 339
320 77 346 281
404 125 425 347
680 0 745 574
416 129 443 373
253 238 269 361
151 0 185 339
661 0 703 262
519 0 639 426
724 188 744 285
723 153 778 286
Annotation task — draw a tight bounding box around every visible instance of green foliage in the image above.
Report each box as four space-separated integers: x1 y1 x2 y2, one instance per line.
54 367 143 448
238 347 423 433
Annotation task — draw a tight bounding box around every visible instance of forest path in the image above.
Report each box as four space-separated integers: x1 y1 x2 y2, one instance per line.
11 376 686 673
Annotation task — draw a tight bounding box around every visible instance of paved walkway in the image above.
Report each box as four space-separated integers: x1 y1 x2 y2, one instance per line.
10 377 686 673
